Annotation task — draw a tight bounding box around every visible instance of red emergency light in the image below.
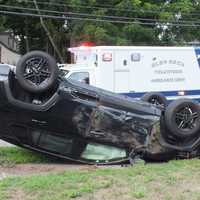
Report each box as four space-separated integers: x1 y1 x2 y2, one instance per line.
79 41 94 47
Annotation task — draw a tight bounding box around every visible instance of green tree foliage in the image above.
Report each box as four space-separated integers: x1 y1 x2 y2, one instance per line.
0 0 200 61
66 0 200 47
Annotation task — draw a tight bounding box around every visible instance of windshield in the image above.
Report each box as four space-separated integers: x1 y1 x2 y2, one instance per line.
67 72 90 84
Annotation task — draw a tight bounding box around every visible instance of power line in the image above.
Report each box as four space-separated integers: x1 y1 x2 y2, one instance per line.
56 0 200 16
23 0 200 17
52 0 200 16
0 9 200 27
25 0 161 14
53 0 129 10
0 10 154 25
1 4 200 26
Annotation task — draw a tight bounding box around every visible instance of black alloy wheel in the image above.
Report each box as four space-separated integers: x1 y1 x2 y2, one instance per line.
175 106 198 131
16 51 58 93
141 92 167 107
23 57 50 86
165 99 200 138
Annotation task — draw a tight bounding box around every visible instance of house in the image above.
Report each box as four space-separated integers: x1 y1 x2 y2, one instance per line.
0 32 21 65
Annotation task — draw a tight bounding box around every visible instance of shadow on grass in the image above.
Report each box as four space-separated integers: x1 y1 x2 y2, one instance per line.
0 146 77 167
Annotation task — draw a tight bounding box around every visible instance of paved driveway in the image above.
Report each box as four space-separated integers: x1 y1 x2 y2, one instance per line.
0 140 14 180
0 140 13 147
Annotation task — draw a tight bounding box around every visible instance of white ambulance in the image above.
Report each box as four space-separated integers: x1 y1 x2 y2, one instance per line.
64 46 200 106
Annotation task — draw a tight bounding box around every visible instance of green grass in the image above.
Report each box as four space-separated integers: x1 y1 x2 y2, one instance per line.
1 158 200 200
0 147 50 166
0 147 200 199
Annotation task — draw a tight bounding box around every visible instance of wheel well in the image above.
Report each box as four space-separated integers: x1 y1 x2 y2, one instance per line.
8 70 59 104
4 70 60 111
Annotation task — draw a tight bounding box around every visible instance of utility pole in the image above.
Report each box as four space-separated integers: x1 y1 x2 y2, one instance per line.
33 0 64 63
25 17 30 52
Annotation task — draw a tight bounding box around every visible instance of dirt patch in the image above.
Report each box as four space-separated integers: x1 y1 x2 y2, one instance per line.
77 185 133 200
0 164 92 178
8 189 26 200
0 164 123 180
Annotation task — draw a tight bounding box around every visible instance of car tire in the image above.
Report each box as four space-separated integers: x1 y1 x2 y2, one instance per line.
141 92 167 107
164 98 200 138
16 51 58 93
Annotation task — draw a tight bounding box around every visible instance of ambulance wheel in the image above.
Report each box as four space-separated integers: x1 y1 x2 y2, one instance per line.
141 92 167 107
16 51 58 93
165 99 200 138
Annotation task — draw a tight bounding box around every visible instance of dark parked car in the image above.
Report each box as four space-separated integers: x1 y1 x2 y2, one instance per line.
0 51 200 164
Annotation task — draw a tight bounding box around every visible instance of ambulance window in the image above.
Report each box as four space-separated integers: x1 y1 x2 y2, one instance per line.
131 53 141 62
69 72 90 84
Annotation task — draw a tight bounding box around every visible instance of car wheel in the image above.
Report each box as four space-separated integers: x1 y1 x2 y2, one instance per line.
164 98 200 138
16 51 58 93
141 92 167 107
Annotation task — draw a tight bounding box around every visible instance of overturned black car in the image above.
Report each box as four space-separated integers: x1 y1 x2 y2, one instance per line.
0 51 200 164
